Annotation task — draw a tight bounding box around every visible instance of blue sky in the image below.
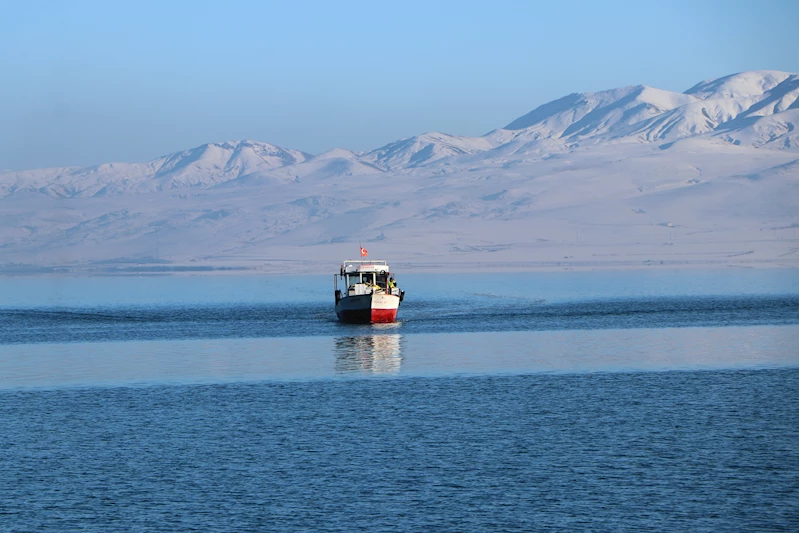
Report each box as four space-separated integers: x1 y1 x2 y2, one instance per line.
2 0 798 170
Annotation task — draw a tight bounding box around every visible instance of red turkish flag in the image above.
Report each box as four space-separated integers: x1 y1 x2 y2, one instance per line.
360 246 368 257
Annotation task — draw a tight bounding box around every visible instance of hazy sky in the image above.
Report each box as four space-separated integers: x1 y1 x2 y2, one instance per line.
2 0 798 170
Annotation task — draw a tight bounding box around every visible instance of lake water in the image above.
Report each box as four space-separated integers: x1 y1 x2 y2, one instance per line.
1 269 798 531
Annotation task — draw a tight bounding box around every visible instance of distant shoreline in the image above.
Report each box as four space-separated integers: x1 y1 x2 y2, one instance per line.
2 258 796 277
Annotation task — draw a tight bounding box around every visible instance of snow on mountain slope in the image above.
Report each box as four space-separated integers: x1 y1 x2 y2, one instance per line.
2 70 797 202
640 72 799 144
685 70 795 99
0 163 155 199
499 70 799 149
0 140 310 199
362 132 495 170
292 148 384 180
714 109 799 149
1 71 798 272
3 136 795 271
503 85 698 140
149 140 311 189
214 148 387 188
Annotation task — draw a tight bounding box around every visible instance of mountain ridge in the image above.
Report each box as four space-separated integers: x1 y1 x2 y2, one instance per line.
1 70 797 200
1 70 797 272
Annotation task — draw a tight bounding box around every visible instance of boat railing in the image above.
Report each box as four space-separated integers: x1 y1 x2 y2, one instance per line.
341 260 390 274
342 259 388 266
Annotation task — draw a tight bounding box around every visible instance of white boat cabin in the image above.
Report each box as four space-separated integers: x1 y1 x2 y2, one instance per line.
335 260 400 297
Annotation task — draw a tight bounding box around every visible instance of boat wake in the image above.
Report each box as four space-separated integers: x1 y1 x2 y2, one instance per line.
1 294 797 345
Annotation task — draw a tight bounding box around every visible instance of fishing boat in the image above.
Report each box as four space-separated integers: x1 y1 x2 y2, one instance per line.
334 253 404 323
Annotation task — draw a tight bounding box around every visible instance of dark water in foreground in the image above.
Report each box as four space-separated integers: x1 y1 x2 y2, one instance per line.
2 371 798 532
1 270 798 531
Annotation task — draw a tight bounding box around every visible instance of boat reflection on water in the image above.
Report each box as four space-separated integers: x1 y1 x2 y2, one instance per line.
334 332 403 375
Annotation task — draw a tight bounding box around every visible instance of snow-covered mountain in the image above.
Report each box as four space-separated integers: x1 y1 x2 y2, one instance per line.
0 140 311 199
500 70 799 148
1 70 797 272
361 132 496 171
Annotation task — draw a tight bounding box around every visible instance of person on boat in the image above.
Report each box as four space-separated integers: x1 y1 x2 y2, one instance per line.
388 277 396 289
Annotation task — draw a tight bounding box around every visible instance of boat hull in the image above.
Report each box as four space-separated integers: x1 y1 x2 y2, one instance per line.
336 293 400 324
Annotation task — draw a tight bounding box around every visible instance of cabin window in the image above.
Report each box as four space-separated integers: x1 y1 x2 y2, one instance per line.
345 272 389 286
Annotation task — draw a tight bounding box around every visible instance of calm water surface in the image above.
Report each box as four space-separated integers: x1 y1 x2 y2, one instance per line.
1 269 797 531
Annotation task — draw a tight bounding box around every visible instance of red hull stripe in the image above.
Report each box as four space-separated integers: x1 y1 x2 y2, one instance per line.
371 308 398 323
337 308 398 324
